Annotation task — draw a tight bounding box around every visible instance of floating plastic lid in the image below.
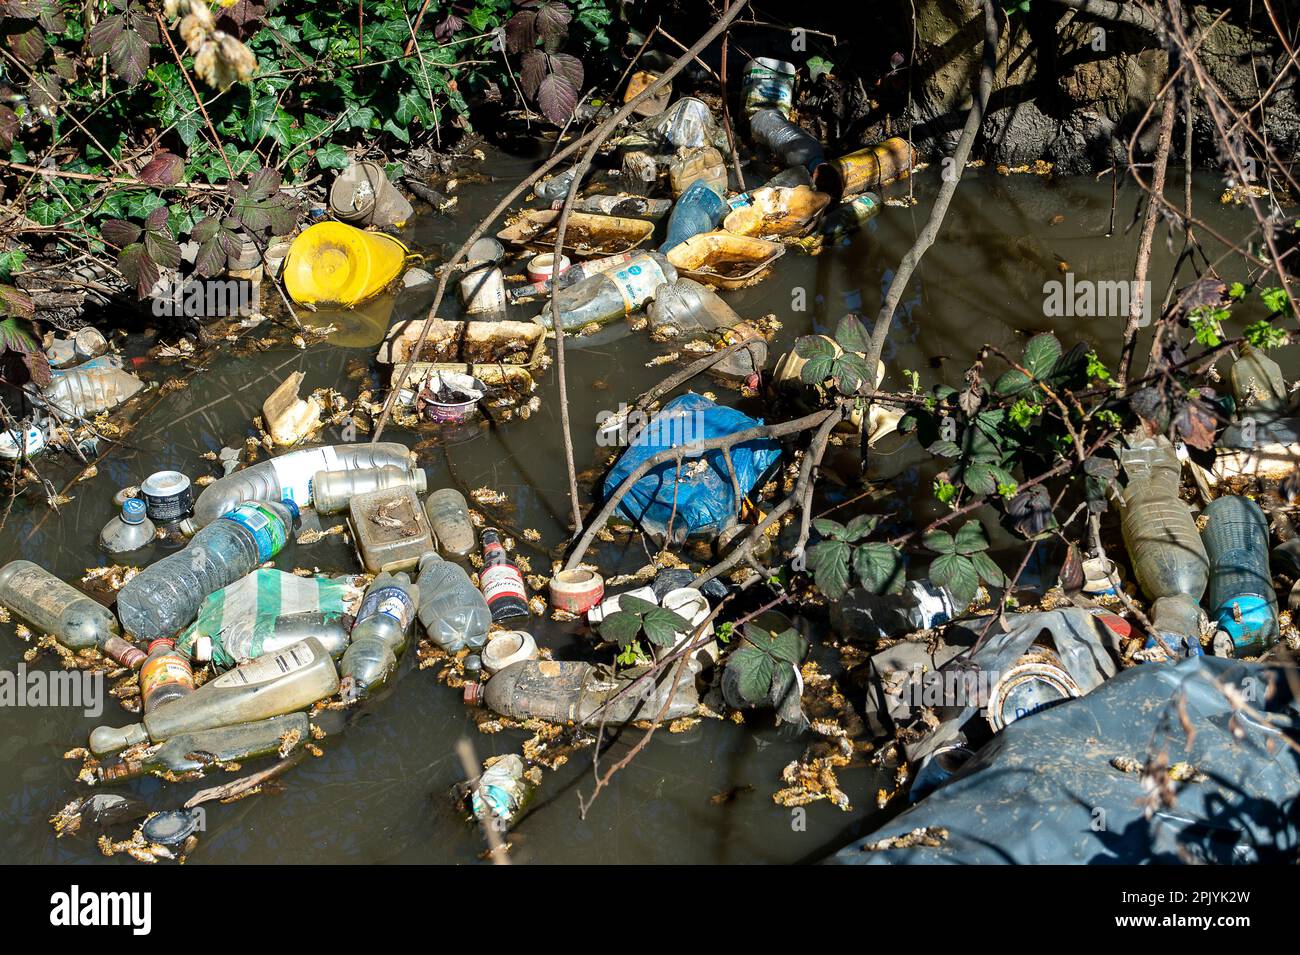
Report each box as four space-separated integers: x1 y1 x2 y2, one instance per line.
141 809 200 846
121 498 147 524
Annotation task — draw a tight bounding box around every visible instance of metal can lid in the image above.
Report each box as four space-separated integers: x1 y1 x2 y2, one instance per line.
141 809 200 846
141 470 191 497
121 498 147 524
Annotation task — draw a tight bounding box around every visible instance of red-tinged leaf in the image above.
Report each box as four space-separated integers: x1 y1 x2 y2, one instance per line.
214 0 267 39
1175 398 1217 452
537 72 577 124
194 236 228 277
101 218 142 248
0 106 16 149
126 5 159 43
519 49 546 98
86 13 125 58
138 151 185 186
28 72 61 110
245 165 281 201
23 349 52 387
0 314 39 353
110 26 150 86
434 13 464 41
190 215 220 243
0 285 35 321
8 25 45 65
534 0 571 38
217 227 244 259
548 52 583 90
117 243 160 299
144 205 170 232
504 10 536 53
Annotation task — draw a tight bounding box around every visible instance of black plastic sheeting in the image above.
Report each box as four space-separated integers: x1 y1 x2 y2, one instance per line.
829 657 1300 864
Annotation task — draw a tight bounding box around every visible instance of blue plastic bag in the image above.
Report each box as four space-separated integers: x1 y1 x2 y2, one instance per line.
603 393 781 543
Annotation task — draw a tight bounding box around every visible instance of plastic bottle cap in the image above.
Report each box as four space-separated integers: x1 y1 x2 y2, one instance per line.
281 497 301 519
121 498 147 524
193 635 213 663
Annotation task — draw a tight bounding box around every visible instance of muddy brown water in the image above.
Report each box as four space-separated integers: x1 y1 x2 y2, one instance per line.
0 144 1280 863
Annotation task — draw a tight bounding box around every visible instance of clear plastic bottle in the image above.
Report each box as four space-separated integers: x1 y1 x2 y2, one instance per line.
89 637 339 755
423 489 476 560
1201 494 1278 655
139 638 194 714
468 754 530 827
667 146 728 197
533 166 582 201
660 179 728 252
479 528 529 624
116 499 300 641
339 572 418 703
39 360 143 419
553 194 672 217
415 550 491 652
1118 436 1209 646
822 192 883 241
646 278 742 339
99 498 156 555
507 252 636 304
191 442 414 526
196 611 353 665
96 712 308 783
0 559 124 654
312 465 427 516
749 108 828 177
536 252 676 332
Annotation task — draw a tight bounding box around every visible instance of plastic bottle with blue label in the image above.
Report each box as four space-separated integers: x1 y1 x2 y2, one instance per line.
116 499 299 641
536 252 676 332
1201 494 1278 655
339 571 419 702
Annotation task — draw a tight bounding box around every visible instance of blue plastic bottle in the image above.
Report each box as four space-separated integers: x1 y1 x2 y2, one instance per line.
660 180 726 253
1201 495 1278 655
117 500 299 641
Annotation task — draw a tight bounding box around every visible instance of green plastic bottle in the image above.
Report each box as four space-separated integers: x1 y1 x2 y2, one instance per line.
96 712 307 782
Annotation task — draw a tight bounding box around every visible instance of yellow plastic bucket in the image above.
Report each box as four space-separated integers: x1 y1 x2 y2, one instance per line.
283 221 410 307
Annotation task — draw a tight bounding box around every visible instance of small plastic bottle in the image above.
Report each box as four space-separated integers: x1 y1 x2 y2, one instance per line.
536 252 676 332
116 499 300 641
468 754 530 827
312 465 427 516
99 498 156 554
479 528 529 623
139 638 194 714
339 572 419 703
423 489 477 560
0 559 124 653
1202 494 1278 655
416 550 491 652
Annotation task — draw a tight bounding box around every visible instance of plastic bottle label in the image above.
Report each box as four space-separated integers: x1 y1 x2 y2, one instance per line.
210 640 318 688
140 653 193 699
358 585 415 630
222 502 287 562
611 260 666 313
743 65 795 115
271 446 340 508
480 564 527 605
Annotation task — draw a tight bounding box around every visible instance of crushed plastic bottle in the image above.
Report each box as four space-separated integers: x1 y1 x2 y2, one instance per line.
667 146 728 198
38 359 143 419
116 500 299 641
660 179 727 253
533 166 582 202
89 637 339 755
1230 344 1290 418
749 108 829 180
646 278 742 339
416 550 491 652
640 97 717 150
192 442 414 525
483 660 698 725
829 580 962 642
507 252 636 305
1202 494 1278 655
552 194 672 217
339 572 418 702
536 252 676 332
99 498 156 555
468 754 530 827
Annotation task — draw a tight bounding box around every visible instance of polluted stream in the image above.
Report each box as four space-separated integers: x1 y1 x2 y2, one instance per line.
0 144 1274 864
